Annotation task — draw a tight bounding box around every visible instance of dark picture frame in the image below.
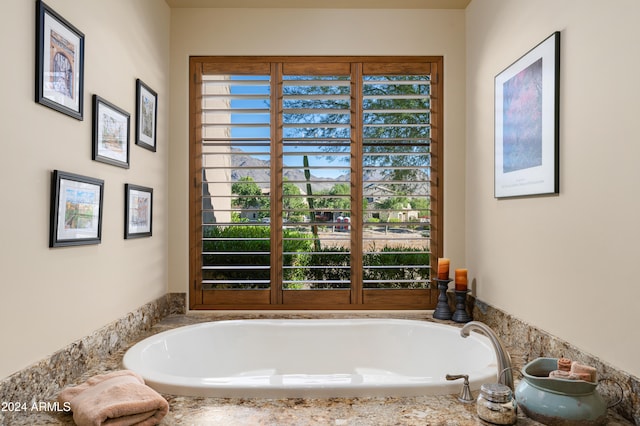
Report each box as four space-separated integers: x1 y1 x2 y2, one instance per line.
135 79 158 152
93 95 130 168
50 170 104 247
494 31 560 198
125 184 153 239
35 0 85 120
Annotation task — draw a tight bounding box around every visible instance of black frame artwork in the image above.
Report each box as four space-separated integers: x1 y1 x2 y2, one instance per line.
125 184 153 239
35 0 85 120
494 32 560 198
92 95 131 169
50 170 104 247
135 79 158 152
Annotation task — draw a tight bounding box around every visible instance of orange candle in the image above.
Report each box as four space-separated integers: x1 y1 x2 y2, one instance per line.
455 268 468 291
437 258 450 280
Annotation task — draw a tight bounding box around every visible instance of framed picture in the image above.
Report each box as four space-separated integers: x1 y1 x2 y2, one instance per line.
125 184 153 239
93 95 130 168
35 0 85 120
135 79 158 152
50 170 104 247
494 31 560 198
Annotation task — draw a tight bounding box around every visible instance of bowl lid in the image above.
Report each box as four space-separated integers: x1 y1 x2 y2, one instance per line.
480 383 512 403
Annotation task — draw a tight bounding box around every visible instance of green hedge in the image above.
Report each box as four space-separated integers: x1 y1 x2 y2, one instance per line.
202 225 429 288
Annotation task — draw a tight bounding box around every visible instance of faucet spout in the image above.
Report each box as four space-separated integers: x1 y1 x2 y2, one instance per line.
460 321 514 390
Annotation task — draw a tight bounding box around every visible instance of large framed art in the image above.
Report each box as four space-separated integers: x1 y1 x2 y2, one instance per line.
494 32 560 198
35 0 85 120
50 170 104 247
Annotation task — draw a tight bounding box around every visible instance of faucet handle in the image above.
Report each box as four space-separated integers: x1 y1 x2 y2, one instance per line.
446 374 475 403
446 374 467 381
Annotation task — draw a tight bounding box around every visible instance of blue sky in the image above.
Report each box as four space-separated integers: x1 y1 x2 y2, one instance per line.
230 76 349 179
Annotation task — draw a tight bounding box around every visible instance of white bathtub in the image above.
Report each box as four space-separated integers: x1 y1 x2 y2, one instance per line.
123 318 498 398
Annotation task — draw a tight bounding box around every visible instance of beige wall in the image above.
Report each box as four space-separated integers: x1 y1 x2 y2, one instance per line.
168 8 468 293
0 0 170 379
466 0 640 377
10 0 636 388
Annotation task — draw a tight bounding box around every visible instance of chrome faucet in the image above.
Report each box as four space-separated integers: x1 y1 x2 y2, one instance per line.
460 321 514 390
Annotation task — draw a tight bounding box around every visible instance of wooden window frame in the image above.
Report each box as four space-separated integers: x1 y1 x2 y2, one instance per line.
189 56 444 310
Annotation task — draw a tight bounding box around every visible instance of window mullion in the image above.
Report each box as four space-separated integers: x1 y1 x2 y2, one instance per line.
350 63 364 304
271 63 283 305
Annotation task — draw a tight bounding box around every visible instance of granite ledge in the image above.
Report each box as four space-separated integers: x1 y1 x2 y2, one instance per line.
0 293 185 411
1 310 633 426
472 298 640 425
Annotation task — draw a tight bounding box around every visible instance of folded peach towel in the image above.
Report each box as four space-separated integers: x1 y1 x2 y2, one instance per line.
57 370 169 426
557 357 572 372
571 361 597 382
549 369 574 379
548 359 597 382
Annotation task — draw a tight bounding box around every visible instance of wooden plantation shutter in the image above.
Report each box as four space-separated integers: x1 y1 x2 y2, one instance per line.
190 57 443 310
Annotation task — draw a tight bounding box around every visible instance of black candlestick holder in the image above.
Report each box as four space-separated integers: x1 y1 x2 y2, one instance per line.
433 278 452 320
452 289 472 323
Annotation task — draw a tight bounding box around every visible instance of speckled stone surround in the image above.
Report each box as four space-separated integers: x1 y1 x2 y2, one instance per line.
471 298 640 424
0 293 185 407
1 293 637 424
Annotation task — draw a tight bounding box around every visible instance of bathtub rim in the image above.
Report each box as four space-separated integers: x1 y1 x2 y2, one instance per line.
123 318 498 398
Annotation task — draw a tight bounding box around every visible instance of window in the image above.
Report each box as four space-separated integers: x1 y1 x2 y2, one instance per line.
190 57 443 309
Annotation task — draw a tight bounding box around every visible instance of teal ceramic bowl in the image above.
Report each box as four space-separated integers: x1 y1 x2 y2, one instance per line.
515 357 606 426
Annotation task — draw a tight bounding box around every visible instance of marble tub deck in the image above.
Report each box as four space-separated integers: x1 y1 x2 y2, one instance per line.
10 312 632 426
